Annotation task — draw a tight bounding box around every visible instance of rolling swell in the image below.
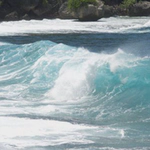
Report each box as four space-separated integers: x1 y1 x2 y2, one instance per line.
0 40 150 149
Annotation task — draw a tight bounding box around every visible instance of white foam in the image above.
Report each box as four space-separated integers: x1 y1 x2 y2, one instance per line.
46 48 99 101
0 42 9 45
45 48 145 102
0 17 149 36
106 49 140 73
0 144 16 150
0 117 124 148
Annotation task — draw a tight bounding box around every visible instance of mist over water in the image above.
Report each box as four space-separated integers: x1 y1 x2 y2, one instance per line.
0 17 150 150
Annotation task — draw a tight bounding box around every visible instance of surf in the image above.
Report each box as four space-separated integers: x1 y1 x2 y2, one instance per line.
0 17 150 150
0 17 150 36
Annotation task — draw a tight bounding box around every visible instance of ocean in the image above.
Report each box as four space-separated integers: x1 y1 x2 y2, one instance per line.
0 17 150 150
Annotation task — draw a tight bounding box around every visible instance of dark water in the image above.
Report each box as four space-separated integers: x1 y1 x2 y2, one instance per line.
0 32 150 53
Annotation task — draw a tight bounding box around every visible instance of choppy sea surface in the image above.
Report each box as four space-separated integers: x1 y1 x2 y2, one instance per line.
0 17 150 150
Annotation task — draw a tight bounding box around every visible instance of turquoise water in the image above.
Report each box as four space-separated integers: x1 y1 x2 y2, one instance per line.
0 17 150 150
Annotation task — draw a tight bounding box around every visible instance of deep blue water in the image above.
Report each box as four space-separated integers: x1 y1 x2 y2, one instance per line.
0 20 150 150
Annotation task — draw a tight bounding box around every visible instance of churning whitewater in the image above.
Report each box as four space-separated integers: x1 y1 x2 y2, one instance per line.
0 17 150 35
0 17 150 150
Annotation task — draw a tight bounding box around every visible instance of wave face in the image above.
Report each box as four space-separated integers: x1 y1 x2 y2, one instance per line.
0 39 150 150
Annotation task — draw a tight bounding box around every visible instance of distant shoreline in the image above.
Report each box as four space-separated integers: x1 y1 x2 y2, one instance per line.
0 1 150 22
